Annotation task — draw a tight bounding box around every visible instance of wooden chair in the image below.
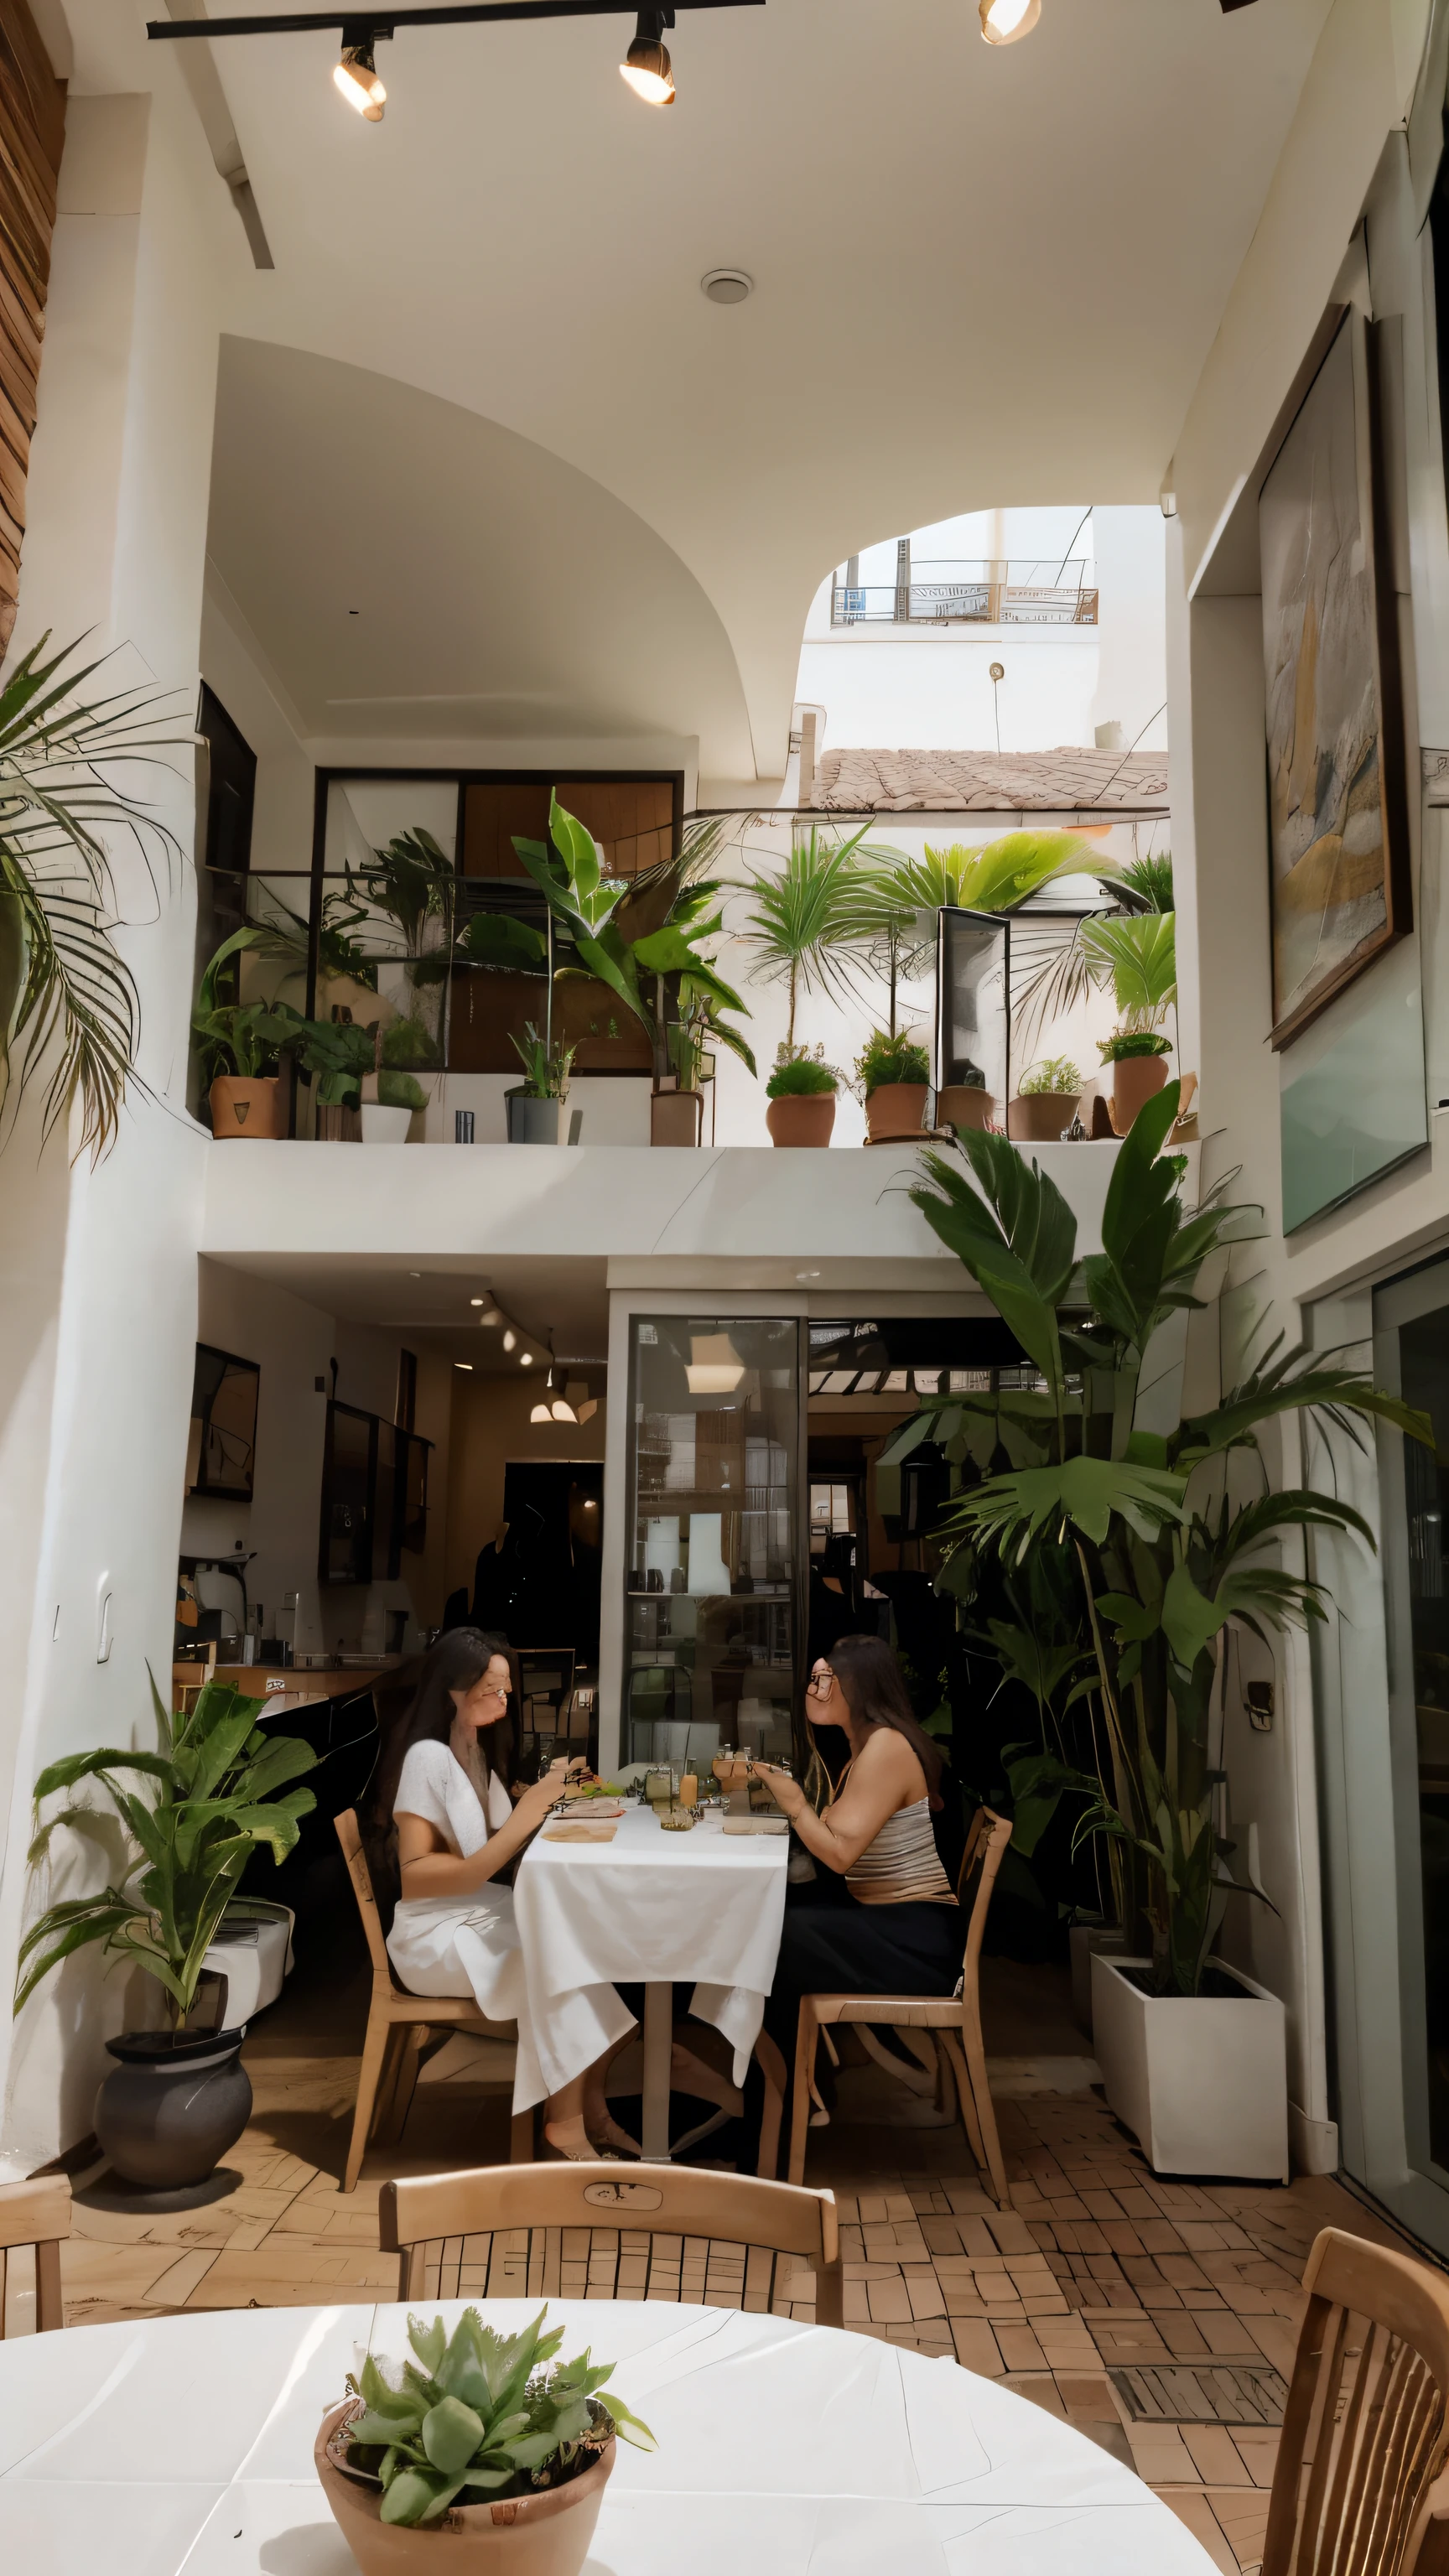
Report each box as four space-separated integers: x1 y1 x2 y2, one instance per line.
335 1809 532 2192
1261 2225 1449 2576
787 1805 1013 2205
0 2174 70 2333
378 2161 843 2327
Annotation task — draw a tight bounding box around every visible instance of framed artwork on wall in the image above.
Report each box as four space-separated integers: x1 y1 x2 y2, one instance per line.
1259 305 1410 1050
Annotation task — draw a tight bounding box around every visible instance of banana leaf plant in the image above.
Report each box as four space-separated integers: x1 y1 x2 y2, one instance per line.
495 796 755 1083
881 1083 1431 1997
15 1676 318 2023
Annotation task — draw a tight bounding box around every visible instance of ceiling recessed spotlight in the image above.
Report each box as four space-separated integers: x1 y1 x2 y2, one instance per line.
502 1329 517 1352
979 0 1041 41
334 29 387 117
408 1270 421 1278
470 1297 485 1306
702 268 753 305
520 1352 533 1366
454 1360 473 1372
621 8 675 103
797 1270 821 1282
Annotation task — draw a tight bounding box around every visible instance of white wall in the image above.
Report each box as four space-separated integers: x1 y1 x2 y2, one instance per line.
0 68 247 2174
794 504 1167 756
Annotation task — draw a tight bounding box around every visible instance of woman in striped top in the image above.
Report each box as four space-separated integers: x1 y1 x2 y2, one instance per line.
752 1634 960 2110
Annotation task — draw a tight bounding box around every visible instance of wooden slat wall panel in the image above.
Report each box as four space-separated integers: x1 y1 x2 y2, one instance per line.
0 0 65 651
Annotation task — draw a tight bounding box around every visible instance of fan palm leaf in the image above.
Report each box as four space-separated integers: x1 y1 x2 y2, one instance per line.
0 631 185 1158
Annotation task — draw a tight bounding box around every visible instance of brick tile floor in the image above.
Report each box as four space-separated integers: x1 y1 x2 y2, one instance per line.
16 1955 1427 2575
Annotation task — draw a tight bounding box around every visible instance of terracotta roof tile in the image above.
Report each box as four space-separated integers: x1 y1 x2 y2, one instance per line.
807 746 1169 813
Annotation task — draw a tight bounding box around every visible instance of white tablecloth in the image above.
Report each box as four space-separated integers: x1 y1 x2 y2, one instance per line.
0 2299 1217 2573
510 1803 789 2110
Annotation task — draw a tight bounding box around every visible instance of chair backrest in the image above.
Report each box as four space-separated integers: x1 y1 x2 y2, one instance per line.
335 1808 400 1990
0 2174 70 2334
379 2163 843 2327
1262 2225 1449 2576
957 1805 1012 1993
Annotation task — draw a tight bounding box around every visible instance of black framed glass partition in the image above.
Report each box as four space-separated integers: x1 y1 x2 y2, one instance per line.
623 1317 803 1769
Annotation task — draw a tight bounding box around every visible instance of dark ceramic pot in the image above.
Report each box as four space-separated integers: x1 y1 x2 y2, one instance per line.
95 2028 252 2189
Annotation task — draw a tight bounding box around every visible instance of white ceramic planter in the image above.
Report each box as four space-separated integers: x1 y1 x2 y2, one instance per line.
1091 1953 1290 2181
360 1104 413 1143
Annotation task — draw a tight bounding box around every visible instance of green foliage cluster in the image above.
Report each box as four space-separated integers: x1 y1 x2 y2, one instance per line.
16 1677 318 2021
0 634 188 1160
1017 1057 1081 1096
766 1046 838 1098
1098 1029 1171 1063
854 1028 930 1093
344 2306 656 2528
892 830 1104 917
741 825 911 1049
884 1090 1430 1996
511 1021 576 1100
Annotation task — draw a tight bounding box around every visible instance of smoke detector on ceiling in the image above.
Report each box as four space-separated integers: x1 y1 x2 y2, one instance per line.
702 269 753 305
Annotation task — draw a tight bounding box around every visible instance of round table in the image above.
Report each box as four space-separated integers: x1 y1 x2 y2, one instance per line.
0 2298 1218 2573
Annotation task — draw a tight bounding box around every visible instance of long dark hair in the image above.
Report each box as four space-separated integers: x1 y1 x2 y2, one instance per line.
376 1628 516 1821
822 1633 945 1810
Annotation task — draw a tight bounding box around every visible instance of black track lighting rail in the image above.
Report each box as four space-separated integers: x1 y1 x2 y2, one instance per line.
147 0 760 34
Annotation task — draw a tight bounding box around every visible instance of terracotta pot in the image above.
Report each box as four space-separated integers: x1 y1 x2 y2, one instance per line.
1007 1092 1080 1142
650 1087 703 1147
864 1083 928 1141
766 1092 835 1147
209 1076 280 1140
315 2403 615 2576
1109 1054 1170 1136
935 1083 995 1135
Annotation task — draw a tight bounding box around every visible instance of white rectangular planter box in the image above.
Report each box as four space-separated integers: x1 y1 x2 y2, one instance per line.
1091 1953 1290 2182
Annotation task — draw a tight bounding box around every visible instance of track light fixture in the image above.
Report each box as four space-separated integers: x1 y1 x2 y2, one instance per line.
334 23 388 113
148 1 767 121
979 0 1040 40
620 7 674 102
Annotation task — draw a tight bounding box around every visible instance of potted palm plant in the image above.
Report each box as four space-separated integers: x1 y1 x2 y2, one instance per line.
855 1028 932 1141
765 1044 839 1145
317 2303 654 2574
506 1023 579 1145
742 822 910 1055
883 1087 1426 2177
1007 1057 1082 1143
346 825 457 1066
16 1675 317 2194
1098 1026 1172 1133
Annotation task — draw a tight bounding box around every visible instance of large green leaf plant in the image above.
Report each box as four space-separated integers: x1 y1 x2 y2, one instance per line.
15 1675 318 2023
883 1085 1430 1997
470 795 755 1083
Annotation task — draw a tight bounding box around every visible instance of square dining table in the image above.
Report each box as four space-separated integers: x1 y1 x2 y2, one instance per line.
512 1802 789 2153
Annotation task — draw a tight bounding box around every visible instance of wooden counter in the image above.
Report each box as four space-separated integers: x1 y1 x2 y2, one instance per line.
172 1660 395 1714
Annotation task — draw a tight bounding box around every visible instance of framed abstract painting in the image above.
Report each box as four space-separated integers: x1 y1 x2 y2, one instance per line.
1259 306 1410 1049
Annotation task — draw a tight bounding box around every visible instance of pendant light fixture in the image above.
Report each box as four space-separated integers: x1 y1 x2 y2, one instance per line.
334 24 387 114
619 7 675 101
979 0 1040 42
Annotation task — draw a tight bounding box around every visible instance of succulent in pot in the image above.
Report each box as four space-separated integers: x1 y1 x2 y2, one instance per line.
316 2304 655 2573
1008 1055 1081 1144
365 1067 428 1142
765 1044 838 1147
854 1028 931 1142
16 1675 317 2194
1099 1026 1172 1137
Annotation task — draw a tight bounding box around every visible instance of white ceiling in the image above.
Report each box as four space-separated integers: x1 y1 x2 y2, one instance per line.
206 1251 612 1365
109 0 1336 776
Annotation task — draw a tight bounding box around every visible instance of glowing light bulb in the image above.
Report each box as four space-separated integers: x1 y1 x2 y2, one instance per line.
530 1402 552 1423
979 0 1040 42
520 1353 532 1367
502 1329 517 1352
334 39 387 117
621 12 674 102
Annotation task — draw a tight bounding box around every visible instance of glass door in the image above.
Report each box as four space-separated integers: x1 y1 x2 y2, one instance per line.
623 1317 802 1769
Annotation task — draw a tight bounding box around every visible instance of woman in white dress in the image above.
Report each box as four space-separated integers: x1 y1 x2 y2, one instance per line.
381 1628 627 2158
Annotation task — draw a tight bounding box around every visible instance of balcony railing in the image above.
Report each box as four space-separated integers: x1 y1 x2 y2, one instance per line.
830 559 1098 628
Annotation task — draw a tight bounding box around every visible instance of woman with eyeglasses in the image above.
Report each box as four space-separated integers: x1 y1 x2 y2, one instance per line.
378 1628 634 2159
750 1633 960 2112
